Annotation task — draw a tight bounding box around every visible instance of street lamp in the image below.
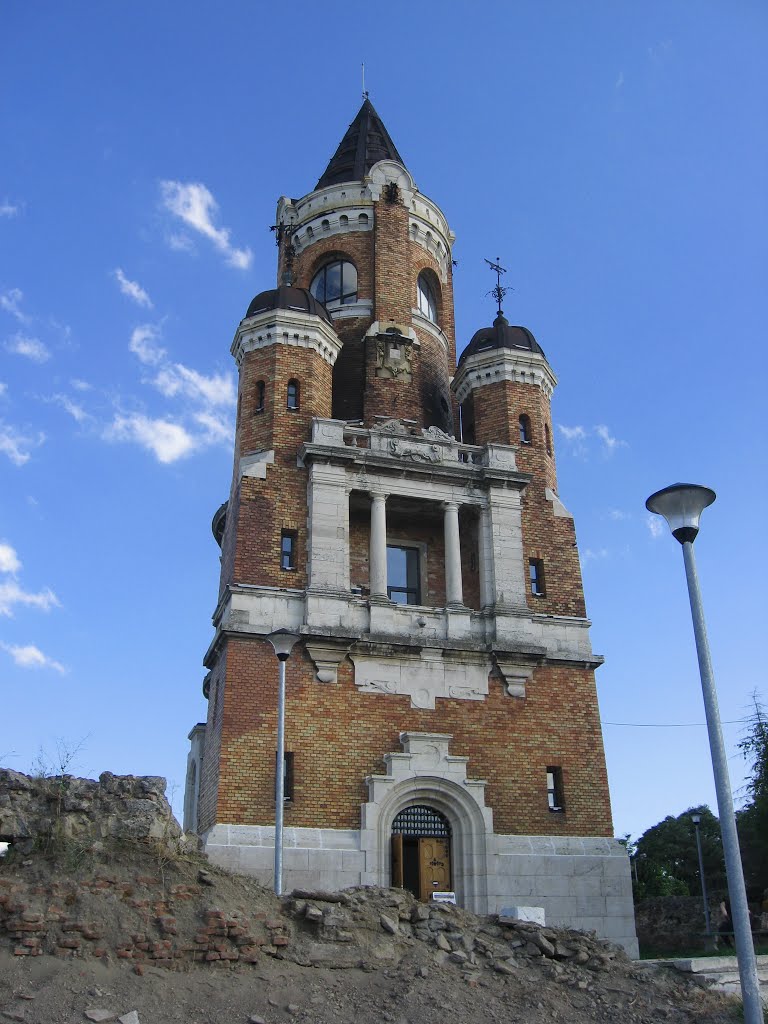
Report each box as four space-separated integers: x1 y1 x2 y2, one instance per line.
690 813 711 935
646 483 761 1023
266 628 301 896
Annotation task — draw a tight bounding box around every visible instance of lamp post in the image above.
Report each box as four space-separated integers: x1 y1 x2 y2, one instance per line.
646 483 761 1023
690 813 711 935
266 628 301 896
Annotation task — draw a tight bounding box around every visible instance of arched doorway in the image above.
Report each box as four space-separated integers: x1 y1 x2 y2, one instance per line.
391 804 451 901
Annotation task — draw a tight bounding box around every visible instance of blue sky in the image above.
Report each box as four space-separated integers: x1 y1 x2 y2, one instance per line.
1 2 766 843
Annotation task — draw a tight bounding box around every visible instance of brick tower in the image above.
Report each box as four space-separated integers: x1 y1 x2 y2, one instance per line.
185 99 637 955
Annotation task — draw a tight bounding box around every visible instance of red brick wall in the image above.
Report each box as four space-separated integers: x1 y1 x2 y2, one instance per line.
466 378 583 617
213 638 613 838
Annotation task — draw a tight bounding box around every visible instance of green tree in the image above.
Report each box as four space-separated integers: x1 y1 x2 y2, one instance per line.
736 692 768 899
634 805 726 900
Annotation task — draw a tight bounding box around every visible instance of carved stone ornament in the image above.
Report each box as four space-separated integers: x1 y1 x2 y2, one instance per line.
377 419 409 435
422 425 453 442
375 335 413 380
387 438 442 463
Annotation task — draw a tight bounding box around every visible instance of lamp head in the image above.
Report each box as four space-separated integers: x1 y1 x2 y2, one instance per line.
645 483 716 544
691 813 701 825
266 628 301 661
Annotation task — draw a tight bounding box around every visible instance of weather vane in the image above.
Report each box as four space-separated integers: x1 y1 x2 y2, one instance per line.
484 256 512 316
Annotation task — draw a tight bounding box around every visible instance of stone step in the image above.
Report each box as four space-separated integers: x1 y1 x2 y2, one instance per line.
663 955 768 1008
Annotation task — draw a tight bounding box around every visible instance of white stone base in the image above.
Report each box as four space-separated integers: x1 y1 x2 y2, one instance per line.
499 906 545 926
201 824 638 958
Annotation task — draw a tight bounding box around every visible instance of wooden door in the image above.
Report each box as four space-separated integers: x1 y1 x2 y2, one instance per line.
391 833 404 888
418 838 450 901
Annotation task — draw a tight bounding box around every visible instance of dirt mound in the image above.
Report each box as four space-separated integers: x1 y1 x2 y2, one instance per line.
0 841 740 1024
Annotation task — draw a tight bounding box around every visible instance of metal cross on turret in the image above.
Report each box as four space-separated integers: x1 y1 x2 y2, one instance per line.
484 256 512 317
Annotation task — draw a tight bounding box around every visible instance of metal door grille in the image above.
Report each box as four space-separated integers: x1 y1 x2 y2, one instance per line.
391 805 451 838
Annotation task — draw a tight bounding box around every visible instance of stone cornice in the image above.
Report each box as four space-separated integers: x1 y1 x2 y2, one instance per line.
452 347 558 403
232 306 342 367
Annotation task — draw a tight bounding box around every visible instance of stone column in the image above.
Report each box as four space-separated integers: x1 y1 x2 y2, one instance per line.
443 501 464 607
478 505 495 609
369 492 388 601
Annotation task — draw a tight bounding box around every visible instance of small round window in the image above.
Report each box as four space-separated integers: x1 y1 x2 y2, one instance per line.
310 260 357 308
417 272 438 324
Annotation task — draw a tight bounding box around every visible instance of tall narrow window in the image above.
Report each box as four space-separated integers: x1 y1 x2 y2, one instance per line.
417 272 438 323
545 422 552 456
547 767 565 812
281 530 297 570
275 751 295 802
287 379 300 410
255 380 265 413
387 545 421 605
519 414 532 444
529 558 545 597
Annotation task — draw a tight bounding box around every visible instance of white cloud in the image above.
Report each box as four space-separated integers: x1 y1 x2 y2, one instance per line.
0 381 6 397
582 547 611 563
595 424 628 453
70 378 92 392
0 288 31 325
105 413 197 464
0 580 60 616
557 423 627 458
646 514 664 539
5 332 50 363
166 232 194 252
160 180 252 269
615 71 625 90
193 409 233 444
114 268 153 309
153 363 235 407
0 543 21 574
0 642 65 673
607 508 629 521
52 394 90 423
0 200 20 218
558 424 587 442
0 421 45 466
129 324 166 366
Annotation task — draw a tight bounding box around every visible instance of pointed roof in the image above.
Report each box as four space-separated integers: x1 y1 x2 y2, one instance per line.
315 98 406 190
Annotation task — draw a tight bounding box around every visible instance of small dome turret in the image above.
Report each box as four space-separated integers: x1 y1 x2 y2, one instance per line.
458 313 545 365
245 286 332 325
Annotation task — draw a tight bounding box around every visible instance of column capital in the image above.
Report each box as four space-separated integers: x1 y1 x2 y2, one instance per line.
442 500 460 512
370 490 389 503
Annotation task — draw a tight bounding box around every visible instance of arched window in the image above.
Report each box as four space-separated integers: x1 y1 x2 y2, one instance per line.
321 219 330 232
519 414 532 444
358 213 369 227
417 272 438 323
545 422 552 456
287 379 300 410
255 380 265 413
339 214 348 228
310 259 358 308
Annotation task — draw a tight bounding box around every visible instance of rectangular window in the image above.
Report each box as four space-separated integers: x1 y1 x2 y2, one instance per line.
280 530 297 570
547 767 565 812
529 558 546 597
275 751 294 802
387 545 421 605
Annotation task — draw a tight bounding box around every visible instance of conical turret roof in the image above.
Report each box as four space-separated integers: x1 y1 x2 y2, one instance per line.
315 98 406 189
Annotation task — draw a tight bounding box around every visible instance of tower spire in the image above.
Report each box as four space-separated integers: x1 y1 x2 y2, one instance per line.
315 98 406 190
